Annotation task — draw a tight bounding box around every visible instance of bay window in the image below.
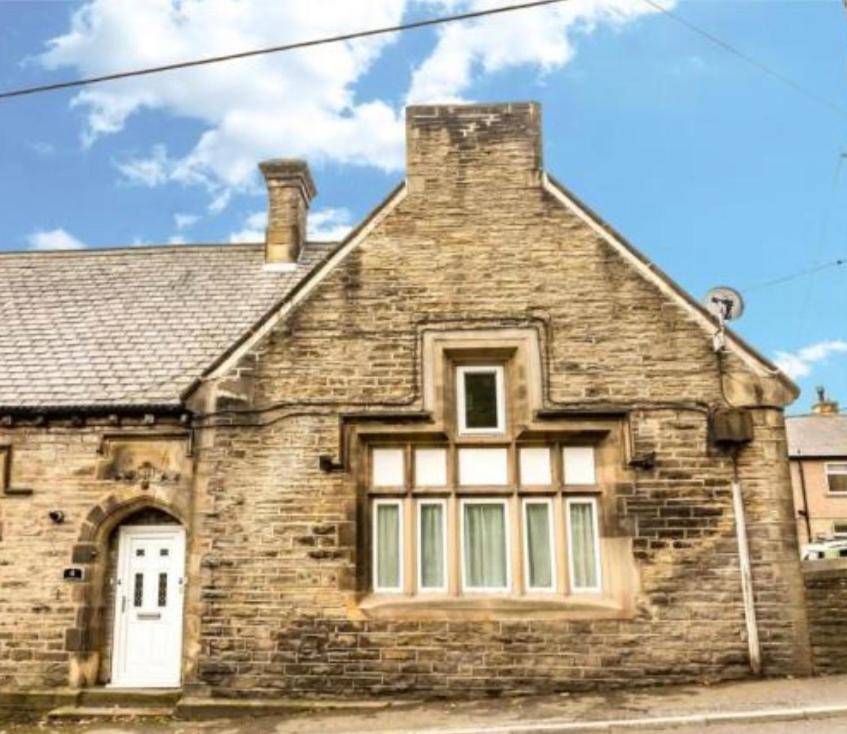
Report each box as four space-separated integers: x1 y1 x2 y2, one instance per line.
364 356 612 604
368 442 604 598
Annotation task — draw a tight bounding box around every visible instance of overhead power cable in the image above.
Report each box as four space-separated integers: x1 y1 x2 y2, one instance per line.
0 0 845 122
640 0 847 120
0 0 567 100
741 256 846 293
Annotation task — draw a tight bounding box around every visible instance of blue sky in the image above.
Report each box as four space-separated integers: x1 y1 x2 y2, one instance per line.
1 0 845 413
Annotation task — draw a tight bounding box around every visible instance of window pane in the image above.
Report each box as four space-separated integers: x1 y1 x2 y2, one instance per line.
158 573 168 608
458 448 508 486
520 447 552 486
133 573 144 607
376 504 401 590
829 474 847 493
415 448 447 487
464 371 499 429
564 447 596 484
463 503 508 589
372 448 404 487
569 501 600 591
419 503 445 590
525 503 553 590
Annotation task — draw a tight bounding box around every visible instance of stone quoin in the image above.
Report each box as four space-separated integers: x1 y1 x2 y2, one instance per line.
0 102 812 700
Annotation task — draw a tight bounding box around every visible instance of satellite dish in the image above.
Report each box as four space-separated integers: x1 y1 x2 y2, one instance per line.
704 286 744 322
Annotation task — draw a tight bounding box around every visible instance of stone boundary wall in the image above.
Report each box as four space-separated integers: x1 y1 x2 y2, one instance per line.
803 559 847 675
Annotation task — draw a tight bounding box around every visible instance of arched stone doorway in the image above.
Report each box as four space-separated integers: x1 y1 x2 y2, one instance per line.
66 492 190 689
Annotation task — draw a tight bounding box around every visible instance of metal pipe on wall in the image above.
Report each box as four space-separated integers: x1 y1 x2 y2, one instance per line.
731 451 762 675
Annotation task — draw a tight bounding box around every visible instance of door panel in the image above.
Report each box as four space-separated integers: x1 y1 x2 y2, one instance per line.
111 526 185 688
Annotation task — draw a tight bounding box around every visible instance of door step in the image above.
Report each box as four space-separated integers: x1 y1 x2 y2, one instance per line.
46 688 182 720
79 687 182 707
47 704 174 720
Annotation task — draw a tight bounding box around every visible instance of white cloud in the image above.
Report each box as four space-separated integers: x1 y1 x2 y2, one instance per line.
115 144 170 187
229 206 351 243
30 141 55 156
168 234 188 245
174 213 199 230
38 0 666 210
406 0 668 103
308 208 353 240
27 228 87 251
39 0 409 202
229 210 267 243
774 340 847 379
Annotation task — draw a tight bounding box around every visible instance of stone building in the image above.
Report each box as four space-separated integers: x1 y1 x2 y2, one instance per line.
0 103 811 700
788 388 847 547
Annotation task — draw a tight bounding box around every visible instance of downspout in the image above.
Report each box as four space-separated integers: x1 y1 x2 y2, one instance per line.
731 447 762 675
797 459 812 544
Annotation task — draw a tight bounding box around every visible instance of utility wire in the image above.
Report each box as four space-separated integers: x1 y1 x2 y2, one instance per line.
640 0 847 120
741 256 846 293
1 0 845 122
0 0 567 100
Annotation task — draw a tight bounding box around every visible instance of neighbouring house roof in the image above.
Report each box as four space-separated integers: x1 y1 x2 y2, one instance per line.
0 243 333 410
786 415 847 458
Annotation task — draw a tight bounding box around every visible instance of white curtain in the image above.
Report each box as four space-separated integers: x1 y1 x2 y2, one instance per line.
377 504 400 589
570 502 598 589
420 504 444 589
463 503 507 588
525 503 552 589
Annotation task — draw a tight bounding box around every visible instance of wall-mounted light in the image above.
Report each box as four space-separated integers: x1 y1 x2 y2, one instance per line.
48 510 65 525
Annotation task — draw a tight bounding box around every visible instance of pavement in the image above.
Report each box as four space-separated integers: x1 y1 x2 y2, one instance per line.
2 674 847 734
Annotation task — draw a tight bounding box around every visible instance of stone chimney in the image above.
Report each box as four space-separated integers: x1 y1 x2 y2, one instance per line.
259 159 316 267
812 386 840 415
405 102 542 199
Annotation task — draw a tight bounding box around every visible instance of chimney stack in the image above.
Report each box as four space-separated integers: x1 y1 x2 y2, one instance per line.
812 385 840 415
405 102 542 199
259 159 316 267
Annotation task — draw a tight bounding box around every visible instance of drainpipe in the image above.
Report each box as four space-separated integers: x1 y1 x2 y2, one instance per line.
797 459 812 544
731 448 762 676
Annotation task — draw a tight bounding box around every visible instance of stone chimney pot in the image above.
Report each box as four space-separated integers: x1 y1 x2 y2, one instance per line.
259 159 316 267
812 385 840 415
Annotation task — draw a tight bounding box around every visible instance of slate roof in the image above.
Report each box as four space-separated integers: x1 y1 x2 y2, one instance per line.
0 243 333 410
786 414 847 458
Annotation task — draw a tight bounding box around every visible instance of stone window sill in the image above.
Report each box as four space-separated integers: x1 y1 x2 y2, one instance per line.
355 593 631 621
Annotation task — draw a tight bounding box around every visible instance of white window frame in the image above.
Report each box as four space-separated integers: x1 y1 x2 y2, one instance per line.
456 365 506 435
565 496 602 594
416 499 448 593
521 498 557 593
833 522 847 539
372 498 404 593
826 462 847 495
459 498 512 593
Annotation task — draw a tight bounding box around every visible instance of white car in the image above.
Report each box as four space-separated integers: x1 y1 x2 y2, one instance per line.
802 539 847 561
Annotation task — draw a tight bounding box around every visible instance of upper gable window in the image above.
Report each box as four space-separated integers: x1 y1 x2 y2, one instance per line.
456 365 505 434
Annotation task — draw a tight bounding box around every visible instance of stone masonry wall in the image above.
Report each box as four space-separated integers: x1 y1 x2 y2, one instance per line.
189 104 810 697
803 560 847 675
0 421 192 689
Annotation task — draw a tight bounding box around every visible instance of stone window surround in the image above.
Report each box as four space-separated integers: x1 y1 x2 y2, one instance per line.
355 327 638 620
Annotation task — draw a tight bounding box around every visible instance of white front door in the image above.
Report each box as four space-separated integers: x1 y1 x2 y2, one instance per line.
111 525 185 688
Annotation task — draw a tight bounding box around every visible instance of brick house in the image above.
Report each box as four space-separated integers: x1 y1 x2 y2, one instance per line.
0 103 811 699
788 388 847 547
